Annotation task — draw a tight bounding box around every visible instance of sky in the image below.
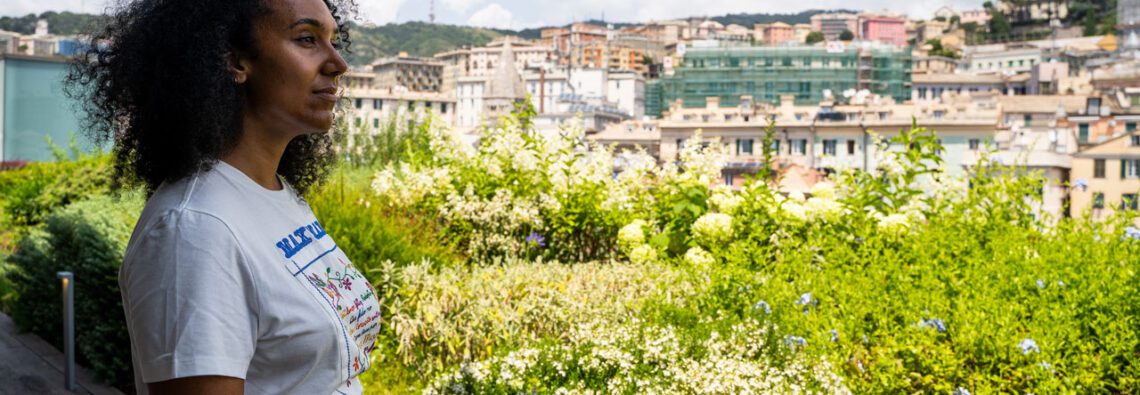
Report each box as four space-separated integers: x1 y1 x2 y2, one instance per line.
2 0 988 30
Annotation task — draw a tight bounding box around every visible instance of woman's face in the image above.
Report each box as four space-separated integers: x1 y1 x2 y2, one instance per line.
239 0 347 136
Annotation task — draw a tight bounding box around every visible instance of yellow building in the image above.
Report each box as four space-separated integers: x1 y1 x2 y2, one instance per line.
1070 131 1140 219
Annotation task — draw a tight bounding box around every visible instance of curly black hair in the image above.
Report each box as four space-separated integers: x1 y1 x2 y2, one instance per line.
66 0 356 196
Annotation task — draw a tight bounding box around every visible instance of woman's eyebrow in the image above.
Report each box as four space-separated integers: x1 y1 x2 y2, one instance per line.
288 18 324 30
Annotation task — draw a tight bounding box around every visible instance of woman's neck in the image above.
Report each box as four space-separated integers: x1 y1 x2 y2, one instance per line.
221 119 291 191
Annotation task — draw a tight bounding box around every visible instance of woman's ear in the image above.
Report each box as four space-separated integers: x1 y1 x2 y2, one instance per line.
227 51 252 84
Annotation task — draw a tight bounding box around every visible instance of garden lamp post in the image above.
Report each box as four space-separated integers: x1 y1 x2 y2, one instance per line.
57 271 76 391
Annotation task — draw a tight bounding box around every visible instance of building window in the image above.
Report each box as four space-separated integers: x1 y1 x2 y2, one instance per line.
1094 159 1106 178
1123 194 1139 211
1079 124 1089 143
1128 122 1137 133
373 118 379 128
1124 159 1140 179
725 174 735 186
373 100 381 110
933 110 945 119
969 138 981 151
771 140 780 153
355 98 363 109
736 139 755 155
823 139 837 156
1093 192 1105 209
1023 114 1031 126
1132 135 1140 146
847 140 856 155
441 103 448 114
354 117 362 127
791 139 807 155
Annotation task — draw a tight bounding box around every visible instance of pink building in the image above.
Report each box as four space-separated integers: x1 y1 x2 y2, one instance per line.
765 22 795 45
860 14 907 46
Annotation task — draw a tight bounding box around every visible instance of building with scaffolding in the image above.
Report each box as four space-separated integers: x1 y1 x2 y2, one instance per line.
646 43 911 117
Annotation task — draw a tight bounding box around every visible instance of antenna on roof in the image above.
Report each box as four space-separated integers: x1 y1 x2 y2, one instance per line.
429 0 436 24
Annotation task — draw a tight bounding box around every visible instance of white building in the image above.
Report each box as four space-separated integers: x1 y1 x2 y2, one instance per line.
964 44 1043 74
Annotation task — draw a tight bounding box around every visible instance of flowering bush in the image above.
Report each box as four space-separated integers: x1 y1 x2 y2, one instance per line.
424 318 851 395
353 114 1140 394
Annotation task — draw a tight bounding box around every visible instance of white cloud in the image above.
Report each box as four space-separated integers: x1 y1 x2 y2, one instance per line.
467 3 513 29
443 0 484 14
357 0 411 25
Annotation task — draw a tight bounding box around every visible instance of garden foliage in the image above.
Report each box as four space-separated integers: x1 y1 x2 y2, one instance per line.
363 115 1140 394
7 194 142 390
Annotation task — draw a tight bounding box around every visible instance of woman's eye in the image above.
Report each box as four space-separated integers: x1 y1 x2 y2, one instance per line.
297 36 317 45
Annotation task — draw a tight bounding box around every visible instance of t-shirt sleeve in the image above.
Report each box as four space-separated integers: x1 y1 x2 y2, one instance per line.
120 209 259 383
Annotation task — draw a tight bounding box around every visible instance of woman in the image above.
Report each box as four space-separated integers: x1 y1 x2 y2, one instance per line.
66 0 380 393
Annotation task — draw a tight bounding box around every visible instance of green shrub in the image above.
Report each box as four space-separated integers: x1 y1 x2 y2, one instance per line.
308 166 459 272
7 194 142 390
0 151 112 228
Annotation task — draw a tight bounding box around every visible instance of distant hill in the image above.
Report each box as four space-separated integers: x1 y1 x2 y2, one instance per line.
346 22 501 64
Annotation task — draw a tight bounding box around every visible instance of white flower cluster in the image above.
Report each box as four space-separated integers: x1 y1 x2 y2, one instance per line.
424 318 850 395
692 213 734 247
381 259 700 374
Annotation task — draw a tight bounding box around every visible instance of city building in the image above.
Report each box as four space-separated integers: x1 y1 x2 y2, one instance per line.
960 10 992 26
342 89 456 131
455 39 529 130
912 73 1004 102
914 19 951 44
435 37 555 94
369 55 444 93
859 13 907 46
963 44 1043 74
650 92 998 190
911 55 958 74
756 23 796 46
0 54 87 162
541 23 608 56
589 119 661 158
983 95 1090 218
1070 130 1140 219
647 43 912 116
811 13 859 41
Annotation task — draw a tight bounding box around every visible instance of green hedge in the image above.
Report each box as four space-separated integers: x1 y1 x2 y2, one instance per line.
8 194 142 390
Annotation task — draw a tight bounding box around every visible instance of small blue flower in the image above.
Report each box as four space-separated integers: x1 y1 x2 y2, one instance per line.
855 237 864 244
862 334 869 344
795 292 814 306
753 301 771 315
525 232 546 247
830 329 839 342
919 318 947 333
1039 361 1054 373
1036 279 1045 289
1125 226 1140 241
989 154 1003 165
1018 338 1040 354
785 335 807 347
952 387 972 395
1057 280 1065 287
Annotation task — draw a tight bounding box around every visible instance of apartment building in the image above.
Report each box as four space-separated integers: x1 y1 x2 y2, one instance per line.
810 13 859 41
647 43 911 116
1070 131 1140 219
369 55 444 93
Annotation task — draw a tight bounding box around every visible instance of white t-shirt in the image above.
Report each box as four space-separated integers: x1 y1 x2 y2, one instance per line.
120 161 381 394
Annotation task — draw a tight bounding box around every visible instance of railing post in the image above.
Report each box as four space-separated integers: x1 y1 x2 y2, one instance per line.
57 271 75 391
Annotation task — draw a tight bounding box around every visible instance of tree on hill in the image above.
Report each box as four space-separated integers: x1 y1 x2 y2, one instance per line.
805 31 825 44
